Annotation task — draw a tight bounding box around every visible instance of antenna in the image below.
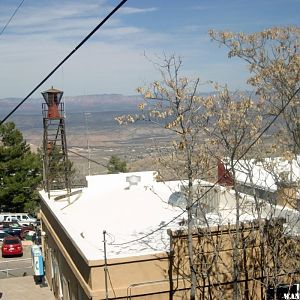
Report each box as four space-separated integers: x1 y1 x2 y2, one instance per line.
61 66 67 119
85 112 91 176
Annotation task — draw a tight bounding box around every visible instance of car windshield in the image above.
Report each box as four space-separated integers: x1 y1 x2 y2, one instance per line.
5 239 19 245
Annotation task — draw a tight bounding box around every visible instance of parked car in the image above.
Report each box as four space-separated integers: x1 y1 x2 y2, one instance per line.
1 236 23 257
20 224 35 240
0 213 37 226
0 221 22 228
0 230 12 242
0 222 22 238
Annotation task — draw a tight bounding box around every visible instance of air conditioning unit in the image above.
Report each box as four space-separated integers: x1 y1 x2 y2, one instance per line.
180 184 220 216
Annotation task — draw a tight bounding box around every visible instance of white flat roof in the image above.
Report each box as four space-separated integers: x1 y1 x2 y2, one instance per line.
39 167 300 262
39 171 187 261
231 156 300 192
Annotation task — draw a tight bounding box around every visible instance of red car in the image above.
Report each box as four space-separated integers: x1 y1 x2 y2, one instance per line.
1 236 23 257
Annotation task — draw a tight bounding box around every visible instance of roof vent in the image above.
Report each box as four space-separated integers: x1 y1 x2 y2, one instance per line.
126 175 141 189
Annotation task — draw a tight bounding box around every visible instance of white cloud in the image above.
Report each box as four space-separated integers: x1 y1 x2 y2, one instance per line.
99 26 144 36
0 1 173 98
118 6 157 15
0 2 159 43
2 0 294 99
1 2 105 36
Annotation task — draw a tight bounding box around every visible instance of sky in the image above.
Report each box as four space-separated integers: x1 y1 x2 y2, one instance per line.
0 0 299 100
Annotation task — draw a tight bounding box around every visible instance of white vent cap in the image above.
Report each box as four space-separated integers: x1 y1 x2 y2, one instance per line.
126 175 141 186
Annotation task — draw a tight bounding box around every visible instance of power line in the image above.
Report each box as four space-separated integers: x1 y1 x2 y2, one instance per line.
0 0 128 125
111 86 300 246
0 0 25 38
68 149 107 168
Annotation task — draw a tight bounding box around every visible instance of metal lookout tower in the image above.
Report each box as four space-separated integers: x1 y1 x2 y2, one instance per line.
42 87 71 197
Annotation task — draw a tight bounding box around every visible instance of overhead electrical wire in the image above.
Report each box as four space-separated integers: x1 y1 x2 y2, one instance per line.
0 0 25 38
68 149 107 168
0 0 128 125
111 86 300 246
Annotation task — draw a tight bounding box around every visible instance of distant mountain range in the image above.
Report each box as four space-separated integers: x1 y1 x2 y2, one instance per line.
0 91 259 134
0 94 148 134
1 90 255 117
0 94 143 116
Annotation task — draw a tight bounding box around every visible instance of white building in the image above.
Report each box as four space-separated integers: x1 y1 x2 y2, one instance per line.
39 169 300 299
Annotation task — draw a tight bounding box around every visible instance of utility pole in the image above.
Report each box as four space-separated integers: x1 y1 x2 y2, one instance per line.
103 230 108 300
85 112 91 176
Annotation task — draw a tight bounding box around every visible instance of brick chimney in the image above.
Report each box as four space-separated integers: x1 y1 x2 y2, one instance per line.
217 159 234 187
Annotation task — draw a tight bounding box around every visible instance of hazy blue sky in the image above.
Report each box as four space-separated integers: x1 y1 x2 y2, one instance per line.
0 0 299 99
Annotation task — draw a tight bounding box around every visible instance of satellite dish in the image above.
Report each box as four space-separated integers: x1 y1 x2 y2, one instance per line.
168 192 186 208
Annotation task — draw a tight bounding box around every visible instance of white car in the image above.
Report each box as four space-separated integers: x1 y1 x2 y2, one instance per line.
0 213 37 226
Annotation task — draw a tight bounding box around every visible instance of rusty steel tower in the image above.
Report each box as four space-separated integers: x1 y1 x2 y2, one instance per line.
42 87 71 197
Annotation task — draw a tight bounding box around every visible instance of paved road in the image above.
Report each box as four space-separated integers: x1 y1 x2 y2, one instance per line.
0 276 55 300
0 245 33 279
0 243 54 300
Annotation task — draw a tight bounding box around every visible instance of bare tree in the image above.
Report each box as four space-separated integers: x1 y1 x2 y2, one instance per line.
117 55 216 299
116 28 300 296
201 86 264 299
209 26 300 156
210 26 300 299
117 55 266 299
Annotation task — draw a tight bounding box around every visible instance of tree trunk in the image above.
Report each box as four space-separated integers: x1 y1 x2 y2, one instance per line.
232 166 240 300
188 204 197 300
